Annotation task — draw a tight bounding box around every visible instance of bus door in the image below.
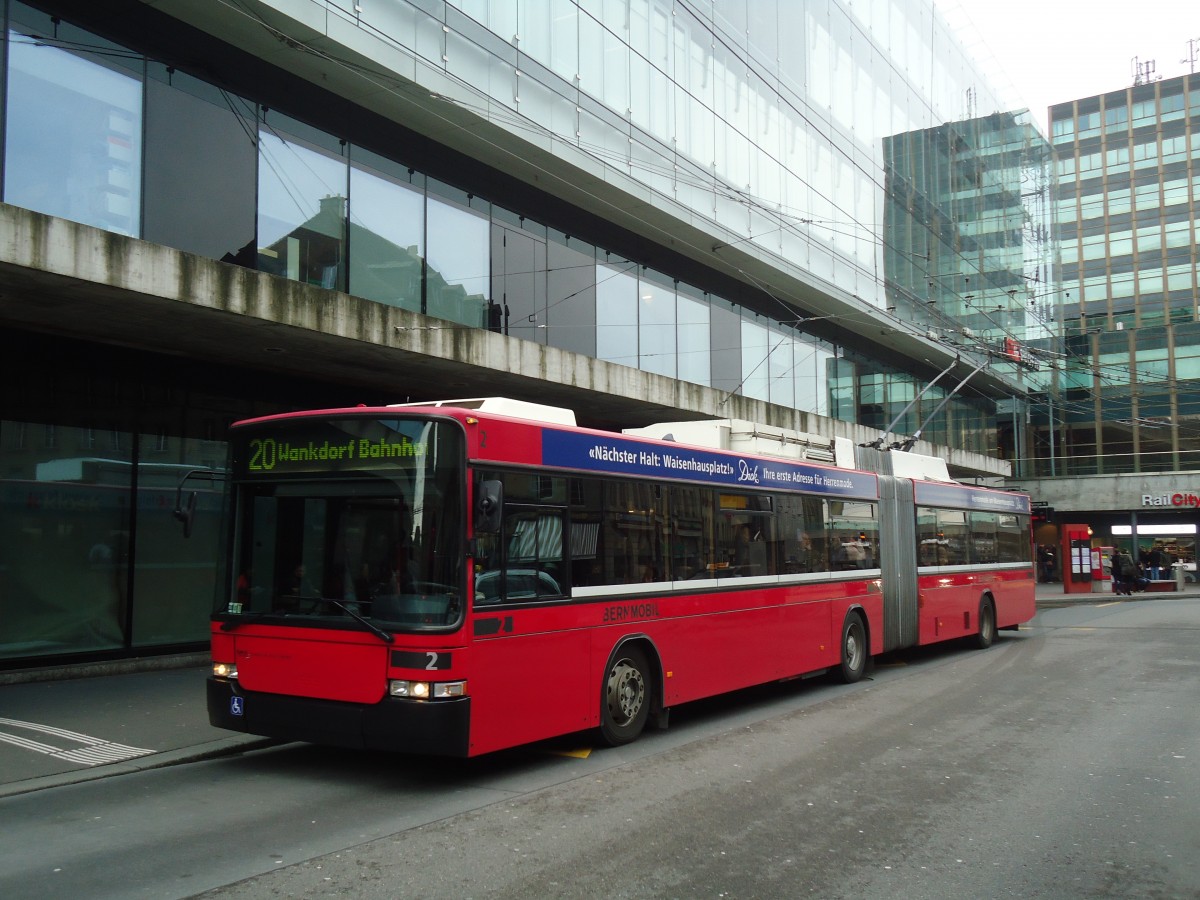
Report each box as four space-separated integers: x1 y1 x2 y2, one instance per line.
878 475 918 651
469 470 590 754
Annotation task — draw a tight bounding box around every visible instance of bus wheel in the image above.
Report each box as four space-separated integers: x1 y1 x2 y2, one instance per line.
600 645 650 746
837 612 867 684
973 599 996 650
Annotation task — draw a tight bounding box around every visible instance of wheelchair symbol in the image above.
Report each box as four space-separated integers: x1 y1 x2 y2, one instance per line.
230 697 244 717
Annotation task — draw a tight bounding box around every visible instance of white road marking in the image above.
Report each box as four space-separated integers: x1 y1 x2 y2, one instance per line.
0 717 153 767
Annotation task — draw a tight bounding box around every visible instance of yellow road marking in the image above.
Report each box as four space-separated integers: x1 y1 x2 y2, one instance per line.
545 747 593 759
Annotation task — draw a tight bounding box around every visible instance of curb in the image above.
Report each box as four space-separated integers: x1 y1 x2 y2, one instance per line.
0 735 281 800
0 652 210 686
1037 590 1200 604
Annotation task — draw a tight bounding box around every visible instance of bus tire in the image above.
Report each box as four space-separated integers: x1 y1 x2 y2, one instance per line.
600 644 651 746
973 598 997 650
837 611 867 684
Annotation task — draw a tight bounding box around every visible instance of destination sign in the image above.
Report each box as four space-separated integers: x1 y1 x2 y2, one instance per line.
234 418 441 477
914 481 1031 515
542 430 877 499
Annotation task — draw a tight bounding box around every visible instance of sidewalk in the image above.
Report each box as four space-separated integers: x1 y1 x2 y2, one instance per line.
1035 579 1200 604
2 582 1197 799
0 660 274 799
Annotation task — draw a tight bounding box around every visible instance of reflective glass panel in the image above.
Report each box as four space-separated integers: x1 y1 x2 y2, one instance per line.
5 25 142 235
131 434 224 647
545 232 597 357
596 262 638 366
426 195 490 327
677 290 711 387
741 320 770 402
638 276 676 378
710 302 743 395
144 68 257 264
491 221 546 343
769 331 795 408
349 159 425 311
257 131 348 289
0 421 132 659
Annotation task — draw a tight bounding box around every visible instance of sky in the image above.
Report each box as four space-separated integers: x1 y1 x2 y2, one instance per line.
944 0 1200 132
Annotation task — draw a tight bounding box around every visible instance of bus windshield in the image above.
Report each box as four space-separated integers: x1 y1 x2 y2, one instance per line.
223 416 465 630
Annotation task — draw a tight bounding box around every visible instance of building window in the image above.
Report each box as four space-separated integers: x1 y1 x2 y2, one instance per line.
4 19 143 235
1104 104 1128 133
1132 98 1156 127
348 152 425 312
1078 111 1100 138
768 330 795 409
1051 116 1075 142
143 66 256 263
596 261 638 367
1161 91 1185 122
677 289 711 388
256 127 348 291
741 319 771 402
638 274 676 378
426 191 490 327
1162 134 1187 164
1132 138 1158 169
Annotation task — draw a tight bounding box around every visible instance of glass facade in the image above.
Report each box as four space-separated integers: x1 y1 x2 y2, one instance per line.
143 67 257 264
0 0 1044 664
883 113 1055 354
4 9 142 235
0 0 1034 430
1037 73 1200 476
0 330 355 663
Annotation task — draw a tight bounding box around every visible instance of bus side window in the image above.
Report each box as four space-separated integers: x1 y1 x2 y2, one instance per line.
473 470 566 605
828 502 877 570
504 505 564 601
790 496 829 572
936 510 968 565
667 484 711 581
969 512 1000 564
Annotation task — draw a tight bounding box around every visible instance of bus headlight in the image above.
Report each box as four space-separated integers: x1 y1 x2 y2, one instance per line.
213 662 238 679
389 680 466 699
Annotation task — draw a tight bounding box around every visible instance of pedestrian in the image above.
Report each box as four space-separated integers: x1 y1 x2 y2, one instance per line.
1147 545 1165 581
1039 545 1056 583
1112 548 1136 596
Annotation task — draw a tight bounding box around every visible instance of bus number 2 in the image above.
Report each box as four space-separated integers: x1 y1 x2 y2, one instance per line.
389 649 452 670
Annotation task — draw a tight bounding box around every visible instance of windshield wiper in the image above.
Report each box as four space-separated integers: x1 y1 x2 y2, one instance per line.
308 597 395 644
219 598 394 643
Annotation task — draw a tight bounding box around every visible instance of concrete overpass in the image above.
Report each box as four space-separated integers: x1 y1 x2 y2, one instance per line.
0 203 1011 480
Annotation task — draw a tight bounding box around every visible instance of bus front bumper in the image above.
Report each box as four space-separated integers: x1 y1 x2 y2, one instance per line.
207 677 471 757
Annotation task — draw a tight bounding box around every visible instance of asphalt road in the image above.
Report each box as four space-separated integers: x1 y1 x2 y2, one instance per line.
3 597 1199 899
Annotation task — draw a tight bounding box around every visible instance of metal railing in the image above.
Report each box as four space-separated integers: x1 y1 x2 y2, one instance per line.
1011 449 1200 478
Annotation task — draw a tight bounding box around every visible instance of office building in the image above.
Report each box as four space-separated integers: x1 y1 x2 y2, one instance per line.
0 0 1049 667
1022 72 1200 574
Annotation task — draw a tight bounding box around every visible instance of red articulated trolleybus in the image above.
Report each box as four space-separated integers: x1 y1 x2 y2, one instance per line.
206 398 1035 756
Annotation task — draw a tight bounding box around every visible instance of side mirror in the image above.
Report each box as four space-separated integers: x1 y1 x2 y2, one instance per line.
173 490 198 538
171 468 226 538
475 480 503 533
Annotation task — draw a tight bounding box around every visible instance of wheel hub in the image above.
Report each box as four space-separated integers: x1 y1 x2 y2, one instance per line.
845 630 862 667
607 660 645 724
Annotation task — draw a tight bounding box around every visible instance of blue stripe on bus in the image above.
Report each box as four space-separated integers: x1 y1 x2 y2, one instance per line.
541 430 877 498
